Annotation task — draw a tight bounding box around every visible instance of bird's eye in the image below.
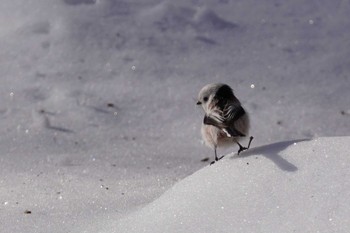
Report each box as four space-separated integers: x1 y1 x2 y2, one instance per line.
203 97 208 102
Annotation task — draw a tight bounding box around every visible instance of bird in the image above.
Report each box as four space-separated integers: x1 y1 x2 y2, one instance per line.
196 83 253 164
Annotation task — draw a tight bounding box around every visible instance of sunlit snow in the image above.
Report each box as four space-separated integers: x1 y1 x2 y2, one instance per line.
1 0 349 232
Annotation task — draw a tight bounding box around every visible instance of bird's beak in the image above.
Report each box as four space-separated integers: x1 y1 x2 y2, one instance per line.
196 101 202 105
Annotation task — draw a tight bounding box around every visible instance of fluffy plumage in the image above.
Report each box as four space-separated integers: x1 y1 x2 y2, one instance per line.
197 83 253 164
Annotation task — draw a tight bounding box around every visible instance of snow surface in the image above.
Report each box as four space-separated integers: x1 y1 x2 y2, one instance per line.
77 137 350 233
0 0 350 232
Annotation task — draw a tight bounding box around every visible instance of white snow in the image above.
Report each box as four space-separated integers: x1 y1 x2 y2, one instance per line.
79 137 350 233
0 0 350 232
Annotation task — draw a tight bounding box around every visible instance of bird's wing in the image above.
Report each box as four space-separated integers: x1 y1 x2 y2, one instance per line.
203 114 222 127
203 115 245 137
203 103 246 137
223 104 246 123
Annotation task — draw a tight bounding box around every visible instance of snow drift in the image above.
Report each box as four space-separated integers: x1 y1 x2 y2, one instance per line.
79 137 350 233
1 0 350 232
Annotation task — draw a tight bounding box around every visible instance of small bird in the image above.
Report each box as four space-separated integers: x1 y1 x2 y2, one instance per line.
197 83 253 164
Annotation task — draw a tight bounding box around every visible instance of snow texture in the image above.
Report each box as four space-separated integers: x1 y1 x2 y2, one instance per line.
78 137 350 233
0 0 350 232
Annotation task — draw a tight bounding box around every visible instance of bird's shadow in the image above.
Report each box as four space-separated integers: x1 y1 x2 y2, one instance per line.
231 139 311 172
47 125 74 133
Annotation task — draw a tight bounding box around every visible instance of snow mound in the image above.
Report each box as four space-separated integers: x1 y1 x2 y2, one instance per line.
81 137 350 233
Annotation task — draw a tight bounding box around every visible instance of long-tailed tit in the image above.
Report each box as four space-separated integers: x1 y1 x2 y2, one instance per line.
196 83 253 164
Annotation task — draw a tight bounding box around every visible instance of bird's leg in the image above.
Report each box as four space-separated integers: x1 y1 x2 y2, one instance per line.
210 147 218 165
237 136 254 155
236 142 245 155
247 136 254 149
210 147 224 165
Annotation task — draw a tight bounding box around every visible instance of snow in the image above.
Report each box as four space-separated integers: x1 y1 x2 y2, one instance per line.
0 0 350 232
80 137 350 233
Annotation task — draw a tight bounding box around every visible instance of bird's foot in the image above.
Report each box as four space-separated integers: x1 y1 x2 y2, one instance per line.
237 136 254 155
210 155 225 165
237 146 248 155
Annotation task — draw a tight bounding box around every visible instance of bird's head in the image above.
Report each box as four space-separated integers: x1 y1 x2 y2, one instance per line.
197 83 234 113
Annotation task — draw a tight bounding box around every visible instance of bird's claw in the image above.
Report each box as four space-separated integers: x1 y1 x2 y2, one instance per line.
237 136 254 155
210 155 225 165
237 146 248 155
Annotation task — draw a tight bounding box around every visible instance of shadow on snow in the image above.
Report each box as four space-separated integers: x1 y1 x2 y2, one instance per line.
231 139 311 172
